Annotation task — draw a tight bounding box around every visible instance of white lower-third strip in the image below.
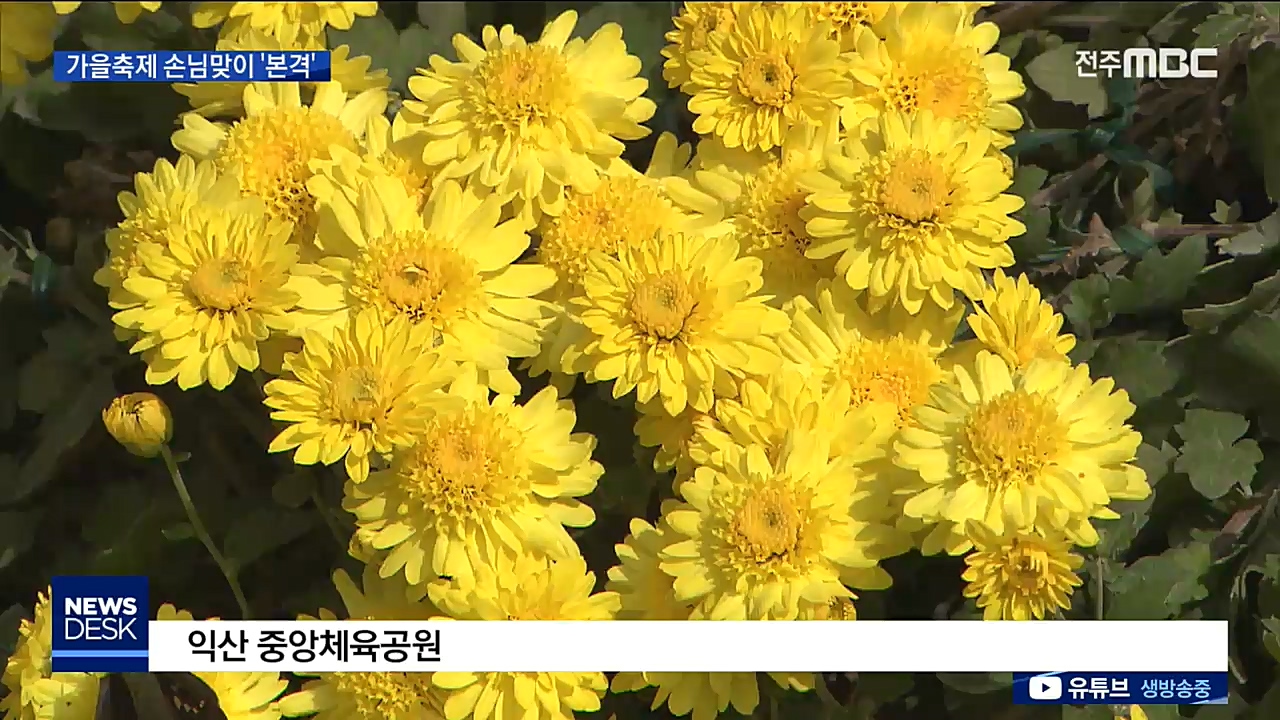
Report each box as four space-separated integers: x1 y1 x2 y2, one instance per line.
148 620 1228 673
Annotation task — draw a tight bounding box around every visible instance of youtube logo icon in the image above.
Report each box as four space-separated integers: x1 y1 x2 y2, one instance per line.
1028 676 1063 700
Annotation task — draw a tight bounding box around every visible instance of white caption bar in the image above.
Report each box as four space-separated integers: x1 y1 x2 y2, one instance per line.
147 620 1228 673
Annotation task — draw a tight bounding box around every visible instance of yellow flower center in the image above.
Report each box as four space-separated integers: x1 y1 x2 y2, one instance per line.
962 390 1068 492
836 337 943 427
351 232 486 335
539 177 671 290
630 271 697 341
879 150 952 225
979 537 1076 605
728 486 806 565
327 365 385 426
883 51 991 126
399 407 523 520
737 52 795 108
470 44 575 134
812 2 880 32
216 107 357 240
739 160 813 256
326 672 441 719
188 258 253 311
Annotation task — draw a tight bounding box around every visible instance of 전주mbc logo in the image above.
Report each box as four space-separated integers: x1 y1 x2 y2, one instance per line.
1076 48 1218 79
51 575 149 672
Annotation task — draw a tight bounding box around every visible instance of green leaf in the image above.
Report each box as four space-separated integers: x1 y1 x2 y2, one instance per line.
1240 44 1280 202
1010 206 1054 261
271 470 316 509
1106 542 1211 619
1009 165 1048 199
1222 310 1280 386
1211 200 1242 223
1086 337 1177 406
330 14 453 94
80 479 181 576
1264 618 1280 663
0 370 115 505
1062 274 1113 339
1217 212 1280 257
1024 43 1109 117
222 505 318 572
1193 12 1255 48
1184 270 1280 332
1110 235 1208 315
1174 409 1262 500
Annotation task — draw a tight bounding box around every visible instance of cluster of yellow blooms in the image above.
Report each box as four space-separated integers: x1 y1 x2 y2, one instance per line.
1 2 1156 720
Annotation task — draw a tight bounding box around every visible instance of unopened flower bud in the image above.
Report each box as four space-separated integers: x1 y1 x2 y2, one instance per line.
103 392 172 457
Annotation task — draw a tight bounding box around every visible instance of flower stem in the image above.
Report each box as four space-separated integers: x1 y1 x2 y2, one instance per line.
159 445 252 619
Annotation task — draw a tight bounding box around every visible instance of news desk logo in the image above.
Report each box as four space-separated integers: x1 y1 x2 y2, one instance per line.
1076 48 1218 79
51 576 148 672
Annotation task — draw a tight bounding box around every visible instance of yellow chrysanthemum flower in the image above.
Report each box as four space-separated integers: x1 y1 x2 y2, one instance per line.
952 269 1076 371
284 176 556 396
108 204 300 390
52 1 160 23
665 123 842 305
155 604 288 720
539 168 679 299
175 28 389 118
1 590 101 720
568 232 788 415
960 522 1084 621
780 281 962 430
263 308 454 483
525 163 682 385
102 392 172 458
428 553 619 720
346 368 601 585
279 567 448 720
400 10 655 224
698 369 906 531
661 2 740 91
608 517 811 720
807 2 898 53
634 398 722 479
609 516 691 620
803 111 1025 313
0 2 55 85
307 114 434 212
95 155 249 322
660 432 895 620
895 352 1152 554
172 82 387 255
838 2 1026 147
191 2 379 44
684 4 850 152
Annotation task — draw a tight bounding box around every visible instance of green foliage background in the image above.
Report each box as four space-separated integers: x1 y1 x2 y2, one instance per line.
4 2 1280 719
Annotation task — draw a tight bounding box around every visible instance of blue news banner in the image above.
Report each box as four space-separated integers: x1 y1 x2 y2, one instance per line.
1014 672 1229 706
52 576 149 673
53 50 331 83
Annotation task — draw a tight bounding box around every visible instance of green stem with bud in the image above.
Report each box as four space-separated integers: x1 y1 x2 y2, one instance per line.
159 445 251 619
